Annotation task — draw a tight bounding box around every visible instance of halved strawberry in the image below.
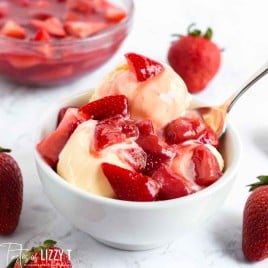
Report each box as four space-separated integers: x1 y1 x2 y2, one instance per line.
151 165 188 200
78 95 129 120
65 21 107 38
192 145 222 186
30 17 66 37
125 53 164 82
37 108 86 169
101 162 160 201
94 116 138 151
164 116 206 144
0 20 26 39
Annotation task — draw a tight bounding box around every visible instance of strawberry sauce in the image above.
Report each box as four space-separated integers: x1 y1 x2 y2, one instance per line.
0 0 129 86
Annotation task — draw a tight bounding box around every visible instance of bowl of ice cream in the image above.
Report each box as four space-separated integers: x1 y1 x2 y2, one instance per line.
0 0 134 86
34 53 241 250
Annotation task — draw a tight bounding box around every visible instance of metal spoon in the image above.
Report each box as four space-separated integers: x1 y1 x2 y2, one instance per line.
195 62 268 137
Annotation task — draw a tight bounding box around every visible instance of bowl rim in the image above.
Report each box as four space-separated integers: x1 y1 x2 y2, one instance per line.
0 0 134 47
34 90 242 210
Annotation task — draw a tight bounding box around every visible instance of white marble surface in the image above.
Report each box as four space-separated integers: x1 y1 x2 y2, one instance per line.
1 0 268 267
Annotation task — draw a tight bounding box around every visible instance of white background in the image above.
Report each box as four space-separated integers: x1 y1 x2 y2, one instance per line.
1 0 268 267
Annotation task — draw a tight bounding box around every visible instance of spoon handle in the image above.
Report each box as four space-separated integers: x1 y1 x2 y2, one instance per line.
226 62 268 113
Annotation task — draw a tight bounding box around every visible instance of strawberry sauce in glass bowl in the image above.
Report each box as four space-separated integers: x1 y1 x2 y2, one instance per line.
0 0 134 86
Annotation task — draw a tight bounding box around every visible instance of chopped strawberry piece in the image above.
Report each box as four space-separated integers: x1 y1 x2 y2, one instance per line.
79 95 129 120
101 162 160 201
192 145 222 186
94 116 138 151
152 165 188 200
102 1 126 22
57 106 74 125
30 17 66 37
135 119 154 135
125 53 164 82
0 20 26 39
164 116 206 144
33 29 51 41
65 21 107 38
37 108 86 169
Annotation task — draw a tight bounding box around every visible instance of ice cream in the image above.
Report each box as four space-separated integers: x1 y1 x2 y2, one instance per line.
92 61 192 129
37 52 224 201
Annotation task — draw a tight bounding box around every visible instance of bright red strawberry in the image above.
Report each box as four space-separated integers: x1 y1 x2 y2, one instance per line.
78 95 129 120
135 119 154 135
0 147 23 235
192 144 222 186
37 107 86 169
94 116 138 151
164 116 206 144
151 165 188 200
167 23 221 93
8 239 72 268
101 162 160 201
30 17 66 37
125 52 164 82
0 20 26 39
242 176 268 262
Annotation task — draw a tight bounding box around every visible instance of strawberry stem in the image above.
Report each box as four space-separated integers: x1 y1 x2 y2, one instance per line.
0 147 11 153
187 23 213 40
247 175 268 191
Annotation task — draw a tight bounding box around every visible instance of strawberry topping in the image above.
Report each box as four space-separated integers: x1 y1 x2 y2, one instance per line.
78 95 129 120
125 52 164 82
101 162 160 201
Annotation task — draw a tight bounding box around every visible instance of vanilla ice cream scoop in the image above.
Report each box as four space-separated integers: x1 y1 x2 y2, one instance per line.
93 62 192 129
57 120 145 198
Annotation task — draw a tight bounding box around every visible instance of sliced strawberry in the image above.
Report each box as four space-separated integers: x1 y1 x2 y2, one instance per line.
33 29 51 41
101 1 126 22
37 108 86 169
151 165 188 200
65 21 107 38
57 106 75 125
125 53 164 82
164 116 206 144
101 162 160 201
5 54 41 69
192 145 222 186
30 17 66 37
78 95 129 120
67 0 95 14
94 116 138 151
0 20 26 39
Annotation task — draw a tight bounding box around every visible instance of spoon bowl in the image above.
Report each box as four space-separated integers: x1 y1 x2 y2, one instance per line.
195 62 268 137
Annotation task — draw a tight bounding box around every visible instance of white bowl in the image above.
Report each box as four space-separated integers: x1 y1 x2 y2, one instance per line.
34 90 241 251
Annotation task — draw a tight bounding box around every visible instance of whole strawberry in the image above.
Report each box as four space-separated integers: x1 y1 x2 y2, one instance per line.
242 175 268 262
8 240 72 268
0 147 23 235
167 23 221 93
